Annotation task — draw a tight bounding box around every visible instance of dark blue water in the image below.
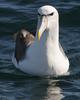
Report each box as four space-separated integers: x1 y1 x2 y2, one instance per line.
0 0 80 100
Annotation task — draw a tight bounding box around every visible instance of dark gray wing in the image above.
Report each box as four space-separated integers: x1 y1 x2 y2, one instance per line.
14 29 34 63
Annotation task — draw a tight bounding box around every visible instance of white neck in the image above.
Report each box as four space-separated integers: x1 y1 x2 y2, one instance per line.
35 16 59 48
47 19 59 47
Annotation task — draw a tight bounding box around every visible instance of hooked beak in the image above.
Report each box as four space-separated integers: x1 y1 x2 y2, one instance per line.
37 16 47 40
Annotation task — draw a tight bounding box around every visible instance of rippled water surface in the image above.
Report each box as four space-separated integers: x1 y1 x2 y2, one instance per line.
0 0 80 100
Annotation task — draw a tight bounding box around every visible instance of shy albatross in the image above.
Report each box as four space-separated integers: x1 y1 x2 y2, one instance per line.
12 5 69 76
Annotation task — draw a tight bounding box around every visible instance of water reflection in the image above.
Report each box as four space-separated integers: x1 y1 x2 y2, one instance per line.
45 86 64 100
0 77 79 100
13 79 65 100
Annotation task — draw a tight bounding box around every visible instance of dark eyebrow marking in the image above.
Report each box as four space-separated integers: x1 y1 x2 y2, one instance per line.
48 12 54 16
38 12 40 16
38 12 54 16
38 13 43 16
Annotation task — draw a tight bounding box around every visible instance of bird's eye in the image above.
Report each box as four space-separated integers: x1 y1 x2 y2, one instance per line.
38 13 43 17
38 12 54 17
48 12 54 16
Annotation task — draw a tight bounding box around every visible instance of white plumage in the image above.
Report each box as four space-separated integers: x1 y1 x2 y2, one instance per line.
12 5 69 76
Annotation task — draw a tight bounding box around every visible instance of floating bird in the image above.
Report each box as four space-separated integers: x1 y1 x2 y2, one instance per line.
12 5 69 76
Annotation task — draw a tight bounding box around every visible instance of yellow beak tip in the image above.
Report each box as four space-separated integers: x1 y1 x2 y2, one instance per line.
38 32 41 40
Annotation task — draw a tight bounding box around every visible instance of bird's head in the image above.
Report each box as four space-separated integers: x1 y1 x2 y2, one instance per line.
37 5 59 40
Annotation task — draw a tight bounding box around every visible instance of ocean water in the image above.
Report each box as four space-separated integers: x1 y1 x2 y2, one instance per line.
0 0 80 100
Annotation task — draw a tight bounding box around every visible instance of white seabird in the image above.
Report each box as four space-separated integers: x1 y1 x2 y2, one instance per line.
12 5 69 76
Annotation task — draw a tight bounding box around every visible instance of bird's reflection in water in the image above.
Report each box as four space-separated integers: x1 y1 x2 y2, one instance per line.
14 77 72 100
29 79 65 100
45 85 64 100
